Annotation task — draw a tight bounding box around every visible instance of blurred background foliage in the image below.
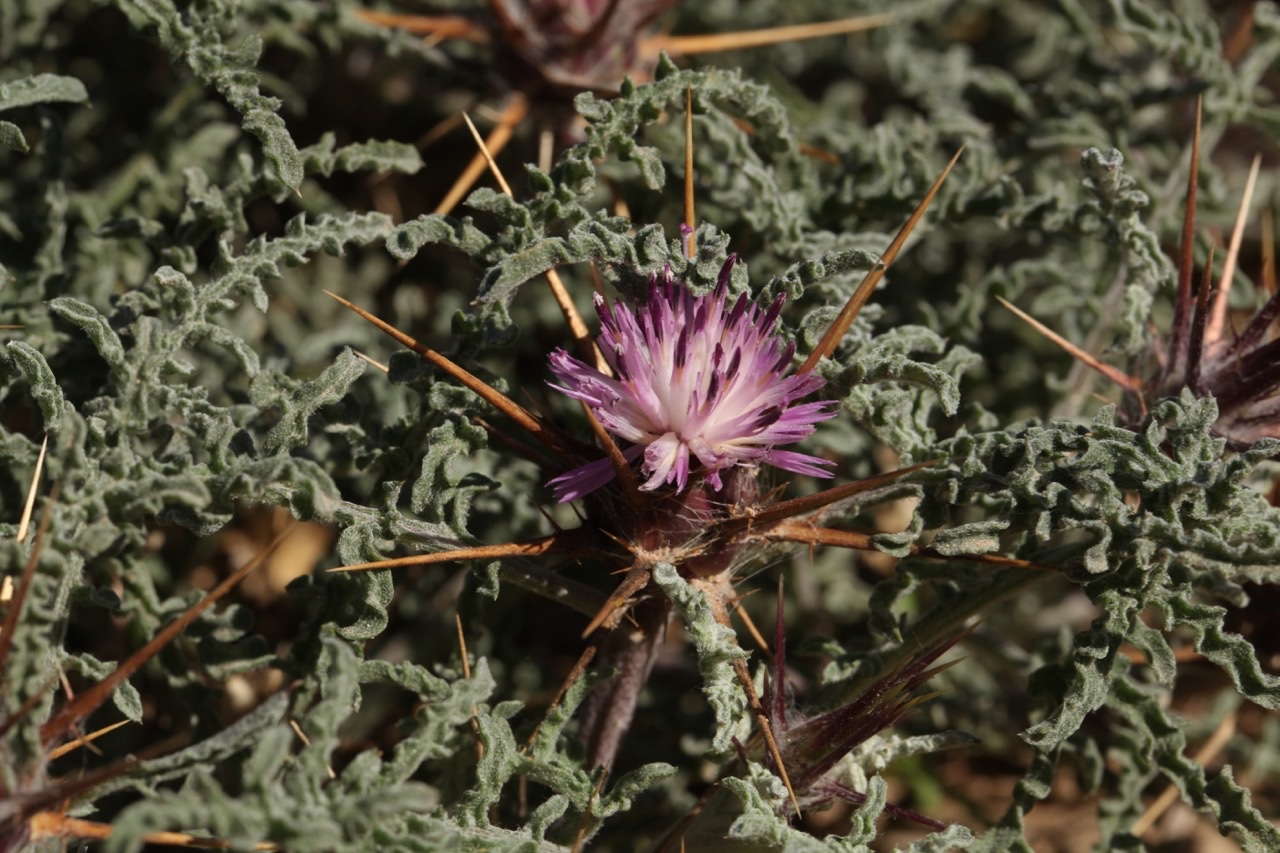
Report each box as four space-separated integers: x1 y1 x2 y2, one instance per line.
1 0 1279 850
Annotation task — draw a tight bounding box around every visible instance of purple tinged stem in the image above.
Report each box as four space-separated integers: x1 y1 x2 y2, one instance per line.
1228 287 1280 360
1186 247 1217 395
771 578 788 731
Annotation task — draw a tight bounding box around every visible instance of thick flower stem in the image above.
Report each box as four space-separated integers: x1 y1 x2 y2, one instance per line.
579 596 672 770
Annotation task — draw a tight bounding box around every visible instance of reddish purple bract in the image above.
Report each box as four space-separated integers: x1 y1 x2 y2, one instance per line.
547 257 837 502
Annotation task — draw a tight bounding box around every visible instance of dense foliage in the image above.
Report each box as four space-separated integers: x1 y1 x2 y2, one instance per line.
2 0 1278 850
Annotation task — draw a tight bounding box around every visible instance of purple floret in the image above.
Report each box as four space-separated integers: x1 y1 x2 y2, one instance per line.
547 257 837 502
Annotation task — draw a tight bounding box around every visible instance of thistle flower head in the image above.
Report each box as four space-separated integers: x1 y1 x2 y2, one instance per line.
491 0 676 99
547 257 837 502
